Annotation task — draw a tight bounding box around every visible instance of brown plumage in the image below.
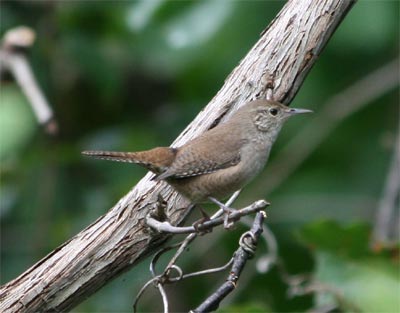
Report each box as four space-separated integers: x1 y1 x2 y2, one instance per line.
82 99 312 203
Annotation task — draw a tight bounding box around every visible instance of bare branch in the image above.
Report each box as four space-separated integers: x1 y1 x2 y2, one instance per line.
241 216 278 273
146 200 269 234
192 211 266 313
372 127 400 247
0 26 58 135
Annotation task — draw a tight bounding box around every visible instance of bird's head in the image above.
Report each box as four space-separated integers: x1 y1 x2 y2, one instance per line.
242 99 312 132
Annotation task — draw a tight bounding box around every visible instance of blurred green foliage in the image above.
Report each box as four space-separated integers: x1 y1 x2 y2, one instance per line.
299 221 399 312
0 1 399 312
0 86 36 159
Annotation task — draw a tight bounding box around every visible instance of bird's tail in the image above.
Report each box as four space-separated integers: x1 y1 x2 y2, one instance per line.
82 147 177 174
82 150 141 163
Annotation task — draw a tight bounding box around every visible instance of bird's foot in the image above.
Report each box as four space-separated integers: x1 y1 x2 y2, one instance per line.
192 206 212 234
208 197 237 229
222 206 236 229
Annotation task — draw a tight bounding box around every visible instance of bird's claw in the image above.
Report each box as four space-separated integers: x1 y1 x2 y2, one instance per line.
222 205 236 229
192 218 212 234
208 197 237 230
192 206 212 234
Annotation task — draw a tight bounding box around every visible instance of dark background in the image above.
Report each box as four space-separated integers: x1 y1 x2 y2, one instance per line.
1 1 399 312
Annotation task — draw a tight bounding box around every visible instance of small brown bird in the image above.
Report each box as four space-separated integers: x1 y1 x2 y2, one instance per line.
82 99 312 226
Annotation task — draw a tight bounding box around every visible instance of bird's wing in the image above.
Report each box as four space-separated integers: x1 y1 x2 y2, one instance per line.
155 131 247 180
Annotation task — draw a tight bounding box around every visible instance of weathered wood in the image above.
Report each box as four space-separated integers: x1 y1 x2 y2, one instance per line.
0 0 356 311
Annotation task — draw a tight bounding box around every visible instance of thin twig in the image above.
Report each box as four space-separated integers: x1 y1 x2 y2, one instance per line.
162 190 243 274
157 283 169 313
286 278 361 312
134 191 244 312
241 216 278 273
372 127 400 247
132 277 158 313
175 258 234 282
192 211 266 313
150 242 183 278
146 200 269 234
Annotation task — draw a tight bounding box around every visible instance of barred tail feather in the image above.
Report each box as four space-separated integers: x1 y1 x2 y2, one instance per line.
81 151 141 164
82 147 177 174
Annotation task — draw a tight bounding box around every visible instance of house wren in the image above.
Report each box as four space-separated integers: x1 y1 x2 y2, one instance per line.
82 99 311 225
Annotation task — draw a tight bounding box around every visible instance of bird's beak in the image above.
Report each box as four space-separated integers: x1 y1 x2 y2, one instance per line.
286 108 313 115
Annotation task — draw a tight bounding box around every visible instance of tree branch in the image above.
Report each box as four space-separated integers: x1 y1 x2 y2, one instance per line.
192 212 266 313
0 1 356 312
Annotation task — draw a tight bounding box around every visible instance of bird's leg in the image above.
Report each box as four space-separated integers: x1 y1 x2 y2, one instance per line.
198 205 211 220
208 197 237 229
191 205 212 234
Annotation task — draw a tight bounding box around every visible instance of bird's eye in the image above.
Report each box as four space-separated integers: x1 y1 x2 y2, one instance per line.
269 108 279 116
